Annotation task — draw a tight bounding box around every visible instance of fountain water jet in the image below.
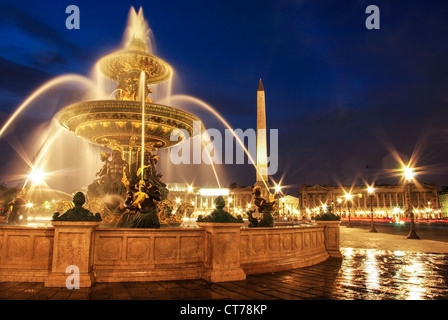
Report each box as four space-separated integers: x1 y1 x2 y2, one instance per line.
21 126 64 190
0 6 343 287
139 71 146 181
160 94 272 194
0 6 226 224
0 74 95 138
50 7 203 225
122 6 155 54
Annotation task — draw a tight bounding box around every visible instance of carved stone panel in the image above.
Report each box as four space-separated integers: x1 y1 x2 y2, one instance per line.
180 236 201 262
32 236 53 264
6 236 29 259
214 232 238 267
252 234 266 256
154 236 177 263
239 234 250 259
304 232 310 248
268 234 280 253
55 232 85 269
295 232 303 251
281 233 293 251
311 231 317 247
97 237 122 261
127 236 151 261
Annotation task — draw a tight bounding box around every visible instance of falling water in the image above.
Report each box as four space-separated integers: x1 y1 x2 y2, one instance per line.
90 63 114 100
140 71 146 178
3 118 104 197
21 126 64 190
0 5 263 222
159 94 272 194
0 73 103 211
201 129 222 188
0 74 95 138
123 6 155 54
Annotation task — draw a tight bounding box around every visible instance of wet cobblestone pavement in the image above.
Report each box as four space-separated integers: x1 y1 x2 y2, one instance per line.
330 248 448 300
1 227 447 301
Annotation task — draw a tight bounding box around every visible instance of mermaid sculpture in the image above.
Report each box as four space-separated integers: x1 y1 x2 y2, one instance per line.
246 185 275 227
125 180 161 228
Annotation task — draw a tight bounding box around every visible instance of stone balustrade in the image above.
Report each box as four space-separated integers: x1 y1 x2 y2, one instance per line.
0 221 340 287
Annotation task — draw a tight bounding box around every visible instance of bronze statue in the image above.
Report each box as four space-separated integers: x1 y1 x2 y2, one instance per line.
134 152 168 200
246 186 275 227
125 180 161 228
197 196 243 223
87 150 130 200
6 197 26 225
95 151 110 178
52 192 101 222
107 150 130 182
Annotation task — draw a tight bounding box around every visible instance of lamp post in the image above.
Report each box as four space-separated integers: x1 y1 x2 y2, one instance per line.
367 186 377 233
337 198 342 218
403 166 419 239
274 184 282 222
281 198 285 217
345 193 353 228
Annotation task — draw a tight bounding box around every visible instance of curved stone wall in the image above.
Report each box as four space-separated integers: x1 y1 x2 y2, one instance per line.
240 226 329 275
0 222 341 287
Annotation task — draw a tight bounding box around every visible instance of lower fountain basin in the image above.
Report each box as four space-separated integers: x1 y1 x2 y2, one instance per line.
56 100 202 151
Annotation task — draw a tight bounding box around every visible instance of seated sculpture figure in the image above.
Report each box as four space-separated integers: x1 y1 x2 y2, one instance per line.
52 192 102 222
6 197 26 225
197 196 243 223
133 153 169 200
246 186 275 227
125 180 161 228
87 150 130 200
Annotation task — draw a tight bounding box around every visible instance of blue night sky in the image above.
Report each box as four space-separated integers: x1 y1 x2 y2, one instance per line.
1 0 448 194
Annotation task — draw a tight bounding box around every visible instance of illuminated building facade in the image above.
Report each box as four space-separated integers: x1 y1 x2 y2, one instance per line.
439 190 448 217
166 183 253 217
279 195 300 216
298 183 442 219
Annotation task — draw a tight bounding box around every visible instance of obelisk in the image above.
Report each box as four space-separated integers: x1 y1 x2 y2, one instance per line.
255 78 270 197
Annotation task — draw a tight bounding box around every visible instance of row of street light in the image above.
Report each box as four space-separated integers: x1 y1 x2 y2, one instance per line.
324 164 420 240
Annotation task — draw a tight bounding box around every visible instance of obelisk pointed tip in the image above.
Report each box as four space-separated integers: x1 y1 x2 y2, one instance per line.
257 78 264 91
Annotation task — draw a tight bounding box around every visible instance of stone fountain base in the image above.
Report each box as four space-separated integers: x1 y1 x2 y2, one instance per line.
0 222 341 287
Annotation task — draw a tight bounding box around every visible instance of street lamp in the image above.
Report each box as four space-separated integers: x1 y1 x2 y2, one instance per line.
273 183 282 221
344 193 353 228
337 198 342 217
403 165 419 239
274 184 281 193
367 186 377 233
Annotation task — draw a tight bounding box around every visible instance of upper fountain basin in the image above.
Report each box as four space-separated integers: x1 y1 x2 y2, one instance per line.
98 48 173 85
55 100 201 151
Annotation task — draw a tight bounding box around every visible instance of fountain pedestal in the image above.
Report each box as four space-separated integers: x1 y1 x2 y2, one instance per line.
315 221 342 258
44 221 101 288
198 222 246 282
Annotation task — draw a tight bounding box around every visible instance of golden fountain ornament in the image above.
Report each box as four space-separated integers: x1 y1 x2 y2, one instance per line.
55 7 201 226
56 11 200 165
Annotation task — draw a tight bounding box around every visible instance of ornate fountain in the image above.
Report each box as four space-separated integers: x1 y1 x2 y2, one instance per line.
55 9 201 225
0 7 341 287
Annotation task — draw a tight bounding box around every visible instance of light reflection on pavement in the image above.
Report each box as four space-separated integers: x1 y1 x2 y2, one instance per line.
332 248 448 300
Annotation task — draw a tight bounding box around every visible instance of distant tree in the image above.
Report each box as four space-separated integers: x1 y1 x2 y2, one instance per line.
229 182 238 189
0 185 19 209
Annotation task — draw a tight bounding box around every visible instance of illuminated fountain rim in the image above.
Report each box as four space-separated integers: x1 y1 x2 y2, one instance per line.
98 49 173 85
55 100 202 150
